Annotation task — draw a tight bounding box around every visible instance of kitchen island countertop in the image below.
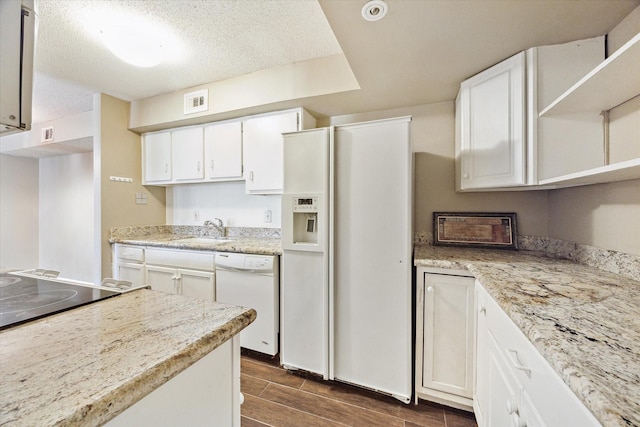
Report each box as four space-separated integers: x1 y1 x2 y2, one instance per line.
414 244 640 427
0 289 256 426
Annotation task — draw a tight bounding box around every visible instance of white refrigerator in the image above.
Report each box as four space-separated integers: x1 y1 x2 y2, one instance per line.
281 117 413 403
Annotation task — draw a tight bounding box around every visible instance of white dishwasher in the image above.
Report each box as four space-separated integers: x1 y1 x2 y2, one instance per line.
215 252 279 356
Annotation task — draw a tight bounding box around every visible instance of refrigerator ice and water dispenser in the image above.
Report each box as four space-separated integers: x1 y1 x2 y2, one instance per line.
292 197 318 244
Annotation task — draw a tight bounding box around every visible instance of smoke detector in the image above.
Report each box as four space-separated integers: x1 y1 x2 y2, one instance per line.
362 0 388 21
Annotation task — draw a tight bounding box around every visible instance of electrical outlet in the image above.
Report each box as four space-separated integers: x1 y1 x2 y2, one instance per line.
193 210 200 223
264 210 272 223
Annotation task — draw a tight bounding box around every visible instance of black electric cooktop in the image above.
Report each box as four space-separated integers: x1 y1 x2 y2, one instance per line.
0 274 120 331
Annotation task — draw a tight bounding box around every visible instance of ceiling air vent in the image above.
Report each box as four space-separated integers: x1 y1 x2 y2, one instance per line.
184 89 208 115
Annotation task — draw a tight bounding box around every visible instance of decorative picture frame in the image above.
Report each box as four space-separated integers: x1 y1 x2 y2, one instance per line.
433 212 518 249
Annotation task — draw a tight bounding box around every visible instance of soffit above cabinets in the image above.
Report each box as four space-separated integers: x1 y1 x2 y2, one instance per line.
1 138 93 159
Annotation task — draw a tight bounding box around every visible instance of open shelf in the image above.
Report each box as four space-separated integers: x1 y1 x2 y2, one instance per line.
540 32 640 116
538 158 640 188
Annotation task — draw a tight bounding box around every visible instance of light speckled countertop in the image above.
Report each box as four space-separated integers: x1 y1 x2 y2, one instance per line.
414 245 640 427
109 225 282 255
0 289 256 426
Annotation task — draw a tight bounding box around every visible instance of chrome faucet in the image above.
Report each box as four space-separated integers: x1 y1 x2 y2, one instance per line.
204 218 225 237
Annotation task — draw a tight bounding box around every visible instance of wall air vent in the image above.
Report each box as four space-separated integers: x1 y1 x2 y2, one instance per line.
41 126 54 142
184 89 208 115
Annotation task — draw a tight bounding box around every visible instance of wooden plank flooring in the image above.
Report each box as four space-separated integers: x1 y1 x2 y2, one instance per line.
241 356 477 427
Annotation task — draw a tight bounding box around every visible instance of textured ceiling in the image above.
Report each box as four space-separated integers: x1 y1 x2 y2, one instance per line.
28 0 640 126
32 0 342 123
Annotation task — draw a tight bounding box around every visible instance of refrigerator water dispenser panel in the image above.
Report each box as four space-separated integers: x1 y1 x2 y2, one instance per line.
292 197 319 244
293 197 318 212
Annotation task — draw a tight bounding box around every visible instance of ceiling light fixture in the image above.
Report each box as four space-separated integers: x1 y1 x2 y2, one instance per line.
361 0 388 22
76 4 183 68
100 24 166 68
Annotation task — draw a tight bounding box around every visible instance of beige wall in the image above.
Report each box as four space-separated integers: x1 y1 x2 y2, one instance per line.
0 154 39 269
324 103 550 237
548 179 640 255
98 94 166 279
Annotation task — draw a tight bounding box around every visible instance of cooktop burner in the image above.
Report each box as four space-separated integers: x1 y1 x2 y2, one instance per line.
0 274 120 330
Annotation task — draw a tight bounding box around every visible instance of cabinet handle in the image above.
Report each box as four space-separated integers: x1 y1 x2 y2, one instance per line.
249 171 254 181
197 161 201 172
426 286 434 293
210 160 214 170
463 172 469 179
506 398 519 415
164 163 169 173
479 305 486 315
507 348 532 377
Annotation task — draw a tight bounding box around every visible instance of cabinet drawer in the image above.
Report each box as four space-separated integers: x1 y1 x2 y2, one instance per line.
480 284 600 426
115 245 144 263
145 248 215 271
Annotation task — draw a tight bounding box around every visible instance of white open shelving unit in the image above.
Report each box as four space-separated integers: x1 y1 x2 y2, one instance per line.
538 32 640 188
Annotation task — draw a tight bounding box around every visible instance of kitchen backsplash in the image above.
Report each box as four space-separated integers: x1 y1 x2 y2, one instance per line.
110 225 281 241
414 231 640 282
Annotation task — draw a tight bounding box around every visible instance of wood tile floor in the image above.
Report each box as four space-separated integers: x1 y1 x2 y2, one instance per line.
241 356 478 427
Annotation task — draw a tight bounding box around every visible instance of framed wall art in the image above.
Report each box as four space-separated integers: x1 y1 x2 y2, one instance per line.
433 212 518 249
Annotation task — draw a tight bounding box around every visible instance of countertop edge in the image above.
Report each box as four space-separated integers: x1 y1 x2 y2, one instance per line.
110 236 283 256
80 307 256 426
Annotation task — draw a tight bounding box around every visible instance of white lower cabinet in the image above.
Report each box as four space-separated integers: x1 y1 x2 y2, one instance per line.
145 248 215 302
106 335 241 427
112 244 145 288
474 281 601 427
416 267 475 410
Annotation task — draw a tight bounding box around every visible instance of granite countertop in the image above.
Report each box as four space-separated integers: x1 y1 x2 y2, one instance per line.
112 233 282 255
0 289 256 426
414 244 640 427
109 225 282 256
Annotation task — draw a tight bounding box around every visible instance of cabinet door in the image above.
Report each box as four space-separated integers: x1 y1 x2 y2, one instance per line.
420 272 474 399
172 127 204 181
179 269 215 302
458 52 526 189
115 263 145 288
146 265 179 295
204 121 243 180
243 111 298 194
143 131 172 183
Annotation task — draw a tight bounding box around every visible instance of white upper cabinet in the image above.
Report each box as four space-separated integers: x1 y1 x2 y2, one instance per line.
143 131 172 183
172 126 204 181
204 120 243 181
456 37 606 191
243 110 301 194
457 52 526 190
141 108 315 189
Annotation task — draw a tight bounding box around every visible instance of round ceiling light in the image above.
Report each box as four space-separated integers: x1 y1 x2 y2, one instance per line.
100 25 166 68
361 0 388 22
